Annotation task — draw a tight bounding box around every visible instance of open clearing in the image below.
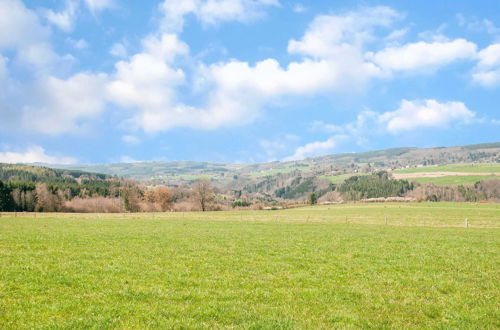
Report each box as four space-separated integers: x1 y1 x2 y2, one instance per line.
392 171 500 179
390 164 500 185
1 203 499 328
393 163 500 174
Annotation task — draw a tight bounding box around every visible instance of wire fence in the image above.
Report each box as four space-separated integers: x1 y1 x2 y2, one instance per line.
0 211 498 228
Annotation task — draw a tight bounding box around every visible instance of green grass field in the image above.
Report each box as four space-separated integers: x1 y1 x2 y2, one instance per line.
408 175 499 185
1 203 499 328
393 163 500 174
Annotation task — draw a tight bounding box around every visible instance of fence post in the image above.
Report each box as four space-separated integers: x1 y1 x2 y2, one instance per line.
465 218 469 228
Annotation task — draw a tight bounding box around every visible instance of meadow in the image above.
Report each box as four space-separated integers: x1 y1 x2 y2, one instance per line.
393 163 500 174
408 175 499 185
1 203 499 328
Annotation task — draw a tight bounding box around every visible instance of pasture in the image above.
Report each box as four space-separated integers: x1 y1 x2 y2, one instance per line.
392 163 500 174
391 163 500 185
1 203 499 328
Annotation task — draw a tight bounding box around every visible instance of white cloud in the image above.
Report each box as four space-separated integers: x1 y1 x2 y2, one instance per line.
292 4 306 13
122 135 140 144
0 2 489 140
83 0 114 13
284 137 337 161
41 0 78 32
119 155 142 163
0 0 61 68
159 0 280 32
309 120 344 133
457 15 500 40
384 28 409 42
107 33 189 132
145 6 400 132
113 5 481 134
22 72 108 134
109 42 127 58
367 39 477 73
332 99 475 135
0 146 76 164
378 99 475 133
472 43 500 87
259 134 298 160
0 55 7 80
68 38 88 49
288 6 401 59
289 99 476 160
141 33 189 63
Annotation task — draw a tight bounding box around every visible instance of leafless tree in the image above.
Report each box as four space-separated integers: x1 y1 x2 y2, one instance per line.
193 179 213 211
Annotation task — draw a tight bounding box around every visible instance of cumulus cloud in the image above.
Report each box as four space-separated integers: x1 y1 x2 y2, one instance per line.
159 0 280 32
292 4 306 13
331 99 475 136
0 0 109 135
0 146 76 164
109 42 127 58
472 43 500 87
367 39 477 73
378 99 475 133
122 135 141 144
109 5 483 134
0 1 491 140
124 6 401 132
287 99 476 160
68 38 88 49
284 137 338 161
83 0 114 13
22 72 108 134
0 55 7 80
259 134 298 160
0 0 61 68
107 33 189 132
288 6 400 59
41 0 78 32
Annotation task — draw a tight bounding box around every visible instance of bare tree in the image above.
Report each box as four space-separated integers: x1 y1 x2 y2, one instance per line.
154 186 172 211
193 179 213 212
35 183 62 212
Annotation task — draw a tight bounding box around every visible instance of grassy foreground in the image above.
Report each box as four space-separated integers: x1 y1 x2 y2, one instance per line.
0 203 499 328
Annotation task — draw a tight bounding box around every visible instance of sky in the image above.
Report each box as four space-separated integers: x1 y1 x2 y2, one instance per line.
0 0 499 164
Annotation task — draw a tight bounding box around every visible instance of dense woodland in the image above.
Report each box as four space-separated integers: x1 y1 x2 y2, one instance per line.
0 163 499 213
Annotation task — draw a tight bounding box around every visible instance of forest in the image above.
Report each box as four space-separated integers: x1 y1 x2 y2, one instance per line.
0 163 499 213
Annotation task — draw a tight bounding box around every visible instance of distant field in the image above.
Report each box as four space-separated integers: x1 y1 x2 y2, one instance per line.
250 164 311 177
393 163 500 174
407 175 499 185
391 163 500 185
1 203 499 328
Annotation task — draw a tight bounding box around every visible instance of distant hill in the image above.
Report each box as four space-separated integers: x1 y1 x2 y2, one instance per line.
43 142 499 181
0 163 123 200
34 142 499 201
0 163 110 183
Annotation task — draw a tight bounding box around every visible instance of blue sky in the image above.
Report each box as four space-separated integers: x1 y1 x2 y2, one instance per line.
0 0 499 164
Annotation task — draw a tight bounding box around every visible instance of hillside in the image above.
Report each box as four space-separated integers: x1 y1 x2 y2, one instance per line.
1 143 499 211
30 142 497 203
0 164 127 212
45 142 499 181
